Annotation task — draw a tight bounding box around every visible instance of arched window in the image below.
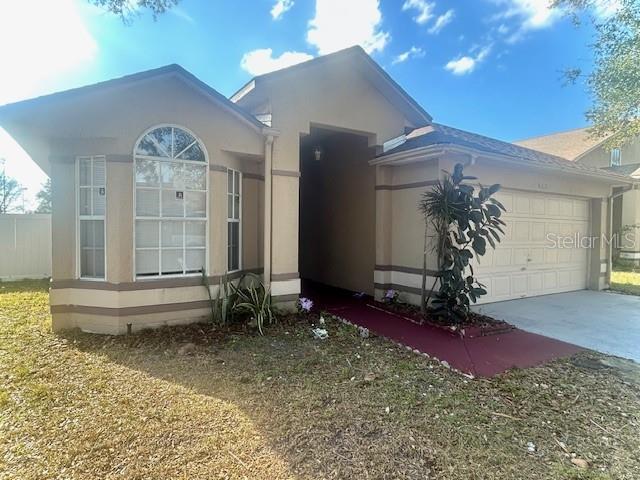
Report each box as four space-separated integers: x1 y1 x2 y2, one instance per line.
134 125 208 277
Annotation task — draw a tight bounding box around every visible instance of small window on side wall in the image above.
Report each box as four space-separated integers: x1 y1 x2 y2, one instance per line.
77 156 106 279
227 169 241 272
611 148 621 167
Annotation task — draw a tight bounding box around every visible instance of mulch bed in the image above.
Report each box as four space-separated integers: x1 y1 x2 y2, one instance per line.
372 301 514 338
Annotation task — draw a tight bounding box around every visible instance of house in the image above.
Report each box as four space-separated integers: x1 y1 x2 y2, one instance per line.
516 129 640 264
0 46 634 334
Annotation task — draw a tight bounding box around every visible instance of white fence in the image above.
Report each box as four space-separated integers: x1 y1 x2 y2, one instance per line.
0 214 51 280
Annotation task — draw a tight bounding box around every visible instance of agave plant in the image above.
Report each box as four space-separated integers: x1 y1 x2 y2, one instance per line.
232 273 275 335
202 270 237 326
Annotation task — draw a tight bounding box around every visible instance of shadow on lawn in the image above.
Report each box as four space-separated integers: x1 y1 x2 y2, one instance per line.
62 319 441 479
59 316 640 480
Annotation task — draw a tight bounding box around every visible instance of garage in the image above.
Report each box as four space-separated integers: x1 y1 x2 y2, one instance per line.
372 122 630 308
475 189 590 304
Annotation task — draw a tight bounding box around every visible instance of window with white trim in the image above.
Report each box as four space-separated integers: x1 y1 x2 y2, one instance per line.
227 169 241 272
77 156 106 279
134 126 208 277
610 148 621 167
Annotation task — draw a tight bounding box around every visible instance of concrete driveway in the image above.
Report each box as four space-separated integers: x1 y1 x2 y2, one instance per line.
474 290 640 363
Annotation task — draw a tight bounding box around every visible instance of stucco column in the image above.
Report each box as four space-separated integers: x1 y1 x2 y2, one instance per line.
268 134 300 304
50 157 76 281
105 157 133 283
209 165 228 276
588 197 609 290
374 166 393 301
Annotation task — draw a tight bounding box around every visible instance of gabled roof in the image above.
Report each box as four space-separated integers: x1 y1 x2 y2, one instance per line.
230 46 432 127
603 162 640 178
378 123 633 183
513 127 610 161
0 64 266 132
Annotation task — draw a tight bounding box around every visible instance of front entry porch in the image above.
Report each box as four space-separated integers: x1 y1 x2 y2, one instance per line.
303 282 583 377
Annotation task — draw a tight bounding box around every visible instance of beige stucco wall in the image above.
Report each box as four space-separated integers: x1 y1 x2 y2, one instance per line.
27 75 269 332
374 154 616 305
299 132 375 294
578 137 640 169
44 76 265 284
236 60 421 285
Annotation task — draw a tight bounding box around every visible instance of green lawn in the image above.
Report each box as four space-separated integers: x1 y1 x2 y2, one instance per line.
611 270 640 296
1 280 639 479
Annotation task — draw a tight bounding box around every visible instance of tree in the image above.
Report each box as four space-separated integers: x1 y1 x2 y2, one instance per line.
553 0 640 147
418 164 506 324
90 0 180 22
35 179 52 214
0 168 23 214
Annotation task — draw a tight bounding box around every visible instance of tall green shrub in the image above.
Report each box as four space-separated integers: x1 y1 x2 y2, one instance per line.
419 163 506 323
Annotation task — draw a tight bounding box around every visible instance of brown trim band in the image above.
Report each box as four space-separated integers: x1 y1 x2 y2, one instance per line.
209 164 228 173
272 294 299 303
51 268 263 291
374 282 422 296
375 180 438 191
375 265 439 276
271 272 299 281
51 300 211 317
106 154 132 163
243 172 265 181
272 169 301 178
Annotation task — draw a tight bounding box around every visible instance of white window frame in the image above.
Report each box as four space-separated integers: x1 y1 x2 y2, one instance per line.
132 124 209 280
227 168 242 273
76 155 107 280
610 147 622 167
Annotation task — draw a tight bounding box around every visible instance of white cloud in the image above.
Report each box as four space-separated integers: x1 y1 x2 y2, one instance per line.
307 0 389 54
392 46 425 65
271 0 294 20
593 0 621 18
402 0 436 25
445 45 492 75
0 0 97 106
428 9 454 34
240 48 314 76
492 0 561 32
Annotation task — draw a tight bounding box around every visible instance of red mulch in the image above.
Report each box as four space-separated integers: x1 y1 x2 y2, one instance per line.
304 282 583 378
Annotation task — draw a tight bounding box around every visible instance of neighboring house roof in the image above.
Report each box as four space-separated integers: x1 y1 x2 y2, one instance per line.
0 64 267 132
513 127 610 161
230 46 432 127
603 162 640 178
379 123 633 182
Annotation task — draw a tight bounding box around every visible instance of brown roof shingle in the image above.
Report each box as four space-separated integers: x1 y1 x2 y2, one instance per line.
381 123 632 182
513 127 609 161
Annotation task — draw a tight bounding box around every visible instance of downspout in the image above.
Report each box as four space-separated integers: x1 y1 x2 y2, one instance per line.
263 134 274 291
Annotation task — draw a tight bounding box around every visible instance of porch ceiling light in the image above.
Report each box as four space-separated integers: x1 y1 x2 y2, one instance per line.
313 146 323 161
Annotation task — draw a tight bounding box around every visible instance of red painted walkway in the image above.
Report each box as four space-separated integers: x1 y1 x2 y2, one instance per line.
305 283 583 377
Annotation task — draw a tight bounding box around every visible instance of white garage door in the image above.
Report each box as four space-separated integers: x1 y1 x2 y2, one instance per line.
475 189 590 304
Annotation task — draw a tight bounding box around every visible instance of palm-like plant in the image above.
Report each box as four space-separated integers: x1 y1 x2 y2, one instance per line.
419 163 506 323
232 273 275 335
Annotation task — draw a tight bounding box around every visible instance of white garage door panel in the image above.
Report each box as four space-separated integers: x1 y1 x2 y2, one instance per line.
474 190 590 304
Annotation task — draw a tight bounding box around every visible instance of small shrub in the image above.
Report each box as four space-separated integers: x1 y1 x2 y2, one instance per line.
232 273 275 335
419 163 506 323
202 270 237 326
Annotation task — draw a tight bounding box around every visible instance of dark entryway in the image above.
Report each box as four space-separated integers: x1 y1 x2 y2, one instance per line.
298 126 376 295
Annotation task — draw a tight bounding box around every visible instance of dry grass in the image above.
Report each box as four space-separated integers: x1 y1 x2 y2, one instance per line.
1 280 639 479
610 271 640 296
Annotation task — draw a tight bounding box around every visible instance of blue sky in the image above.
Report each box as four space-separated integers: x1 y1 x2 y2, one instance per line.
0 0 617 209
